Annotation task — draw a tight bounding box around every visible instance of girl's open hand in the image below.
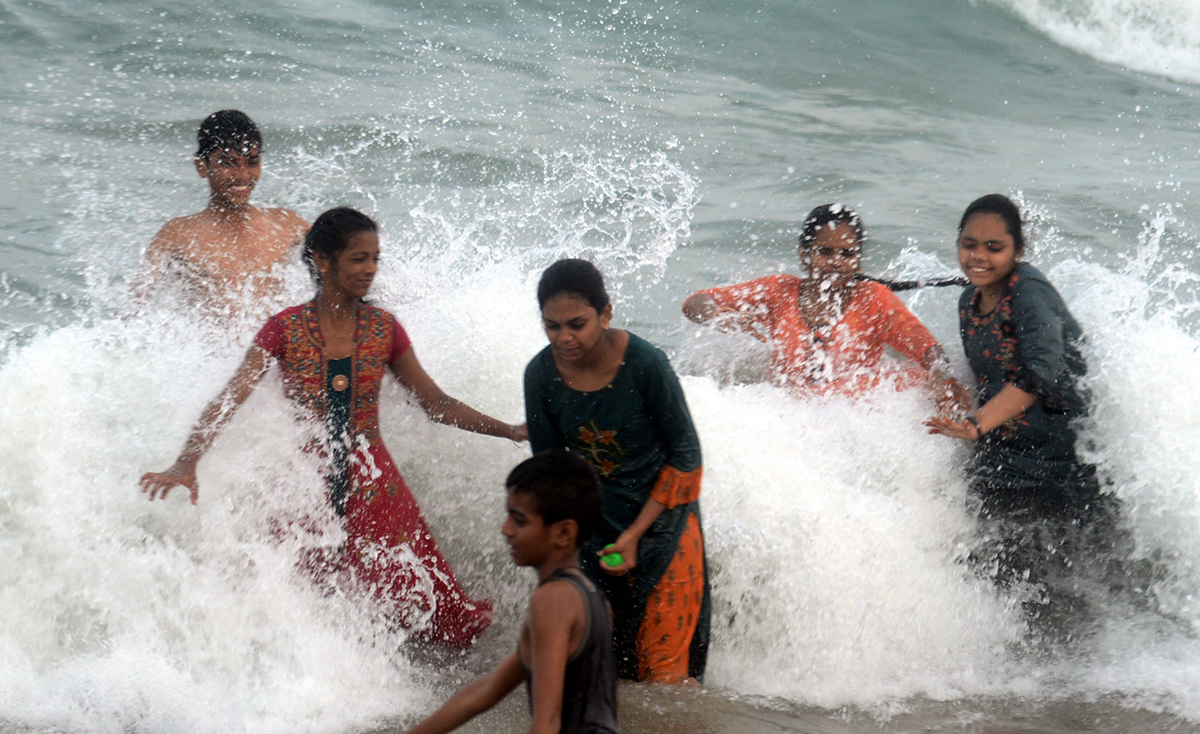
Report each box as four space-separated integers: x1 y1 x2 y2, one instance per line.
924 416 978 441
140 461 199 505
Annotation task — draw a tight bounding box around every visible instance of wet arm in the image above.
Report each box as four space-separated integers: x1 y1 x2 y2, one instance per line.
682 293 719 323
390 348 525 441
601 496 667 575
131 224 181 303
925 382 1036 440
605 353 701 574
404 653 525 734
974 382 1038 434
920 345 972 416
278 209 310 256
869 288 970 415
929 276 1074 439
140 346 273 503
682 291 767 342
1010 276 1073 407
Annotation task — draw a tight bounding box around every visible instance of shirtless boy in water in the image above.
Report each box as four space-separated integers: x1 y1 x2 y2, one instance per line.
405 450 618 734
135 110 307 315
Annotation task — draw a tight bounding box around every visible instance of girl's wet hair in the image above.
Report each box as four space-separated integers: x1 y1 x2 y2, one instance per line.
799 203 865 250
959 194 1026 254
196 110 262 159
302 207 378 283
536 258 610 312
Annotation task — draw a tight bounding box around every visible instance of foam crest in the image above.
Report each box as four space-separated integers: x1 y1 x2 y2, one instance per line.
392 147 698 299
996 0 1200 83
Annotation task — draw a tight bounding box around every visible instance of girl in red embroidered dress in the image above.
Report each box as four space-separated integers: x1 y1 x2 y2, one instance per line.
141 207 527 647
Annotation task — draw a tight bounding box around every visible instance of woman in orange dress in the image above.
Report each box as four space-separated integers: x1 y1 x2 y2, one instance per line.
683 203 967 409
140 207 526 647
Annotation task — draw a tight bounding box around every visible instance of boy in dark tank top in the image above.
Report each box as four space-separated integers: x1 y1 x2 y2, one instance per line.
404 450 618 734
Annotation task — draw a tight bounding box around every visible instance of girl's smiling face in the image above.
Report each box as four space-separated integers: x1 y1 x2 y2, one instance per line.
958 212 1020 293
318 230 379 300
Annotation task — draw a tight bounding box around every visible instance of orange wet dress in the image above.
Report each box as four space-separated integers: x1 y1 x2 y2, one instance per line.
254 300 493 647
694 274 940 395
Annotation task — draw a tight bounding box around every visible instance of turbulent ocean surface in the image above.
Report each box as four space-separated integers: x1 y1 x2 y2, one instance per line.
3 0 1200 732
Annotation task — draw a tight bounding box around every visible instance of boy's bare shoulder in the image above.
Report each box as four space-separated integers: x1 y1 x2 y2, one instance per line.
148 212 210 254
527 575 586 621
260 206 308 232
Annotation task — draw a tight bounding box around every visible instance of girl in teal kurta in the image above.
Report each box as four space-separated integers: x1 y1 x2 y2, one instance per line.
525 259 710 683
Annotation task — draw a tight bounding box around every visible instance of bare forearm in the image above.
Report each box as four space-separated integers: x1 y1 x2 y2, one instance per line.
177 390 245 463
406 681 495 734
623 497 667 543
422 394 520 440
390 350 520 440
528 720 562 734
405 654 523 734
177 348 270 463
920 345 946 376
919 346 971 416
600 495 668 574
974 383 1037 435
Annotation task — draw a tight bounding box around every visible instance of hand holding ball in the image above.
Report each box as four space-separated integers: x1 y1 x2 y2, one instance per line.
600 544 624 568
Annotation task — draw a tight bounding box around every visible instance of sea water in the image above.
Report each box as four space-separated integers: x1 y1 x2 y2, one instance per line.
3 0 1200 732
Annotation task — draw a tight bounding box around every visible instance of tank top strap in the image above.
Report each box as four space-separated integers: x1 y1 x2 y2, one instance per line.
540 566 591 588
538 567 600 663
524 565 618 734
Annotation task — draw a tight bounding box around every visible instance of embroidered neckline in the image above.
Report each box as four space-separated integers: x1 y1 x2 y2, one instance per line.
304 299 366 355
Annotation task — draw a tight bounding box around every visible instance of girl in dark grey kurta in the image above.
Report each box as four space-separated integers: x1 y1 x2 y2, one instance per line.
526 259 710 684
927 195 1118 598
957 260 1099 516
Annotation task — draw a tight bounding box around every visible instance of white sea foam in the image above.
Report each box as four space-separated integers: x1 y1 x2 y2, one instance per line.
996 0 1200 83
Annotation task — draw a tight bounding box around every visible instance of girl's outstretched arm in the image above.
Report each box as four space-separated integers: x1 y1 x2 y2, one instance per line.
682 292 768 343
140 346 274 504
389 347 527 442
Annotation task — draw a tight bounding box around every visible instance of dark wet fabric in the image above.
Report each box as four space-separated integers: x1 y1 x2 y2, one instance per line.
525 333 710 681
325 356 352 516
522 568 618 734
959 263 1098 510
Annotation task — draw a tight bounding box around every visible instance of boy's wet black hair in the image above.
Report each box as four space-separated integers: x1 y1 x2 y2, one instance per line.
959 193 1026 255
798 203 865 250
536 258 610 312
196 110 263 159
506 450 603 547
302 207 378 283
